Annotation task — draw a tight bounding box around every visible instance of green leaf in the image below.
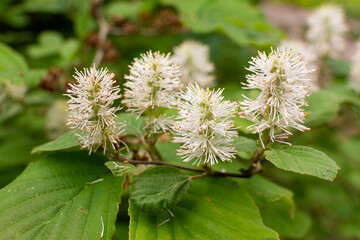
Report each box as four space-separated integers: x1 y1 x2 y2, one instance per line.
161 0 279 46
25 69 47 87
234 136 257 152
0 42 29 84
74 0 97 38
0 152 125 240
235 175 294 213
27 31 64 59
113 222 130 240
129 177 278 240
340 137 360 163
260 200 311 239
304 86 358 126
105 161 135 176
31 130 80 154
264 145 340 181
0 136 40 170
104 1 143 19
130 166 192 214
117 112 146 137
59 39 80 64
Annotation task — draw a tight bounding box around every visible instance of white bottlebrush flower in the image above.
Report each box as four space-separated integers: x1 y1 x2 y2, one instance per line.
123 50 181 134
349 42 360 93
279 40 319 91
306 4 347 58
173 83 238 166
66 65 125 154
240 48 313 147
173 40 215 88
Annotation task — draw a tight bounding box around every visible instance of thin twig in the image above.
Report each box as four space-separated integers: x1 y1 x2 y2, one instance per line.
128 160 204 172
239 147 265 177
128 159 256 178
91 0 110 65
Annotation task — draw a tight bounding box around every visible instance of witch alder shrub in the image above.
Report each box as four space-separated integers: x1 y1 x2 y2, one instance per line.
2 1 360 239
0 46 341 240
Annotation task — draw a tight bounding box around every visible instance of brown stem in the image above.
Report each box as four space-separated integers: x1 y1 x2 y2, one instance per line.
239 148 265 178
91 0 110 65
127 160 256 178
128 160 204 172
140 136 160 162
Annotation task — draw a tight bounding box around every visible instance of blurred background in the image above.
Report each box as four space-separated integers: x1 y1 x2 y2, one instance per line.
0 0 360 239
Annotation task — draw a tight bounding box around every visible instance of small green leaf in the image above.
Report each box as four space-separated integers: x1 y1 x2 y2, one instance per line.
27 31 64 59
0 152 125 240
104 1 143 19
264 145 340 181
105 161 135 176
129 177 278 240
260 200 311 239
130 166 192 214
31 130 80 154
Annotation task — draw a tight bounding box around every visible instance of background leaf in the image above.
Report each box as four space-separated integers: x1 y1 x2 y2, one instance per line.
118 113 146 137
236 175 294 213
260 200 312 239
234 136 257 152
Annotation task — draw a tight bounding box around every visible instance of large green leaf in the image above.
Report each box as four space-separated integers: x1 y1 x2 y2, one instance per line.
264 145 340 181
129 177 278 239
130 166 192 214
31 130 80 154
236 175 294 213
260 200 311 239
0 152 125 240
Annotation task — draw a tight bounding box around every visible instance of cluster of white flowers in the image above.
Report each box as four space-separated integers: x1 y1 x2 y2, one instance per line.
123 50 181 134
66 65 126 154
279 40 319 91
349 42 360 93
240 48 312 147
173 40 215 88
65 44 316 165
306 4 347 58
173 83 238 166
